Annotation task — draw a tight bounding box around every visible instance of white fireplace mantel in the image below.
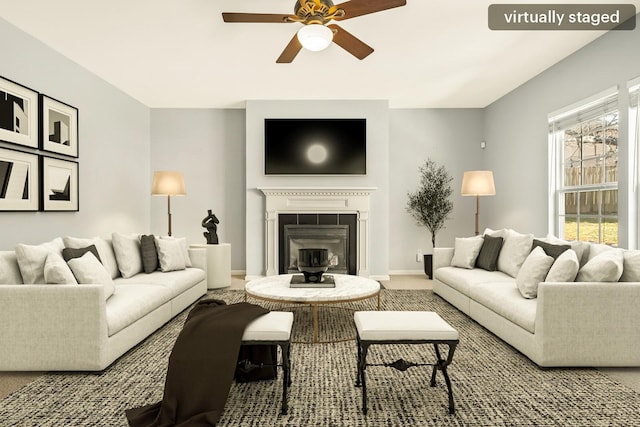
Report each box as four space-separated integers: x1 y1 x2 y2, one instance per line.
258 187 376 277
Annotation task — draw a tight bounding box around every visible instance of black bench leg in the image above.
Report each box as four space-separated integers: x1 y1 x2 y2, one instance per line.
357 342 370 415
355 335 362 387
434 343 456 415
280 342 291 415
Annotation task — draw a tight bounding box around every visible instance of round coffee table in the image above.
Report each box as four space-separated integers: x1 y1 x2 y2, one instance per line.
245 274 381 343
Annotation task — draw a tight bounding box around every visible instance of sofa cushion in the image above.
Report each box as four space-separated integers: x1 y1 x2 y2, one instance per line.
159 236 192 267
44 252 78 284
154 237 186 272
541 235 589 267
106 284 173 336
545 249 579 283
114 268 205 299
497 229 534 278
469 281 537 334
0 251 23 284
516 246 554 299
140 235 159 273
67 252 115 300
620 250 640 282
112 232 143 279
576 249 624 282
63 236 120 279
435 266 513 297
532 239 570 260
62 245 102 263
451 236 484 269
14 237 65 284
476 234 504 271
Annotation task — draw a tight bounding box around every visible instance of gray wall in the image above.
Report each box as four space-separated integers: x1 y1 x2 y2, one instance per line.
0 18 150 249
245 100 389 278
389 109 484 272
484 19 640 248
149 109 246 270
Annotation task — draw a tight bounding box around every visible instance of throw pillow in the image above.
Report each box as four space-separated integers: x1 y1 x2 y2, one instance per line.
62 245 102 263
532 239 570 260
14 237 65 284
67 252 115 300
587 242 616 261
497 229 534 278
542 235 589 267
544 248 579 282
63 236 120 279
516 246 554 299
112 232 143 279
475 235 504 271
0 252 24 284
140 234 159 274
160 236 192 267
576 249 624 282
155 237 187 272
450 236 484 269
620 250 640 282
43 252 78 284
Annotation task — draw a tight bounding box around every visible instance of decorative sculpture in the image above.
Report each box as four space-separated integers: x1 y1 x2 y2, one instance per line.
202 209 220 244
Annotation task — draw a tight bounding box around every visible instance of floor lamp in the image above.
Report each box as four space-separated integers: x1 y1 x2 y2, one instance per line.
152 171 186 236
461 171 495 235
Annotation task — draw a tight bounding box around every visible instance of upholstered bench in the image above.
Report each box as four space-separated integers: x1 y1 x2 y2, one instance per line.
240 311 294 415
354 311 459 415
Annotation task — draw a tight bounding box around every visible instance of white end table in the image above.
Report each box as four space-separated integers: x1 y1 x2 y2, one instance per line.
190 243 231 289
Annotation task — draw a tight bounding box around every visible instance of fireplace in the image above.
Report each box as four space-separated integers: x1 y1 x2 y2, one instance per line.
279 214 357 275
259 187 376 277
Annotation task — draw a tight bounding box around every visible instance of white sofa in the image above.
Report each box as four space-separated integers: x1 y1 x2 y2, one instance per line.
0 235 207 371
433 230 640 367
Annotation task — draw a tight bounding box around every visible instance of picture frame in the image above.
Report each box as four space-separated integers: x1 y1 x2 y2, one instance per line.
0 146 39 211
40 156 78 211
39 95 78 157
0 76 39 148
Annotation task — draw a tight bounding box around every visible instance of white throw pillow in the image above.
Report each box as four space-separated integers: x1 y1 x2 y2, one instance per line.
576 249 624 282
516 246 554 299
497 229 534 278
587 242 615 261
0 251 24 284
160 236 192 267
63 236 120 279
620 250 640 282
43 252 78 284
111 232 143 278
155 237 187 272
14 237 65 284
544 249 579 283
450 236 484 269
67 252 115 300
483 228 507 239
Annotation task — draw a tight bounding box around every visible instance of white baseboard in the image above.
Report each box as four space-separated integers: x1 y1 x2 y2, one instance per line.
231 270 245 277
369 274 391 281
388 269 426 275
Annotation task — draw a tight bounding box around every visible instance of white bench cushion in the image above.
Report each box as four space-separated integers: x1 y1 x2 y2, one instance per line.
354 311 459 341
242 311 294 341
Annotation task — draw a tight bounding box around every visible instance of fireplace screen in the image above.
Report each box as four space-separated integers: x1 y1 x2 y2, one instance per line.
284 225 349 274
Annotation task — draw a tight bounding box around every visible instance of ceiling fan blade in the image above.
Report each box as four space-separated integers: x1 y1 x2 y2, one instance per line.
327 24 373 60
333 0 407 20
222 13 293 23
276 34 303 63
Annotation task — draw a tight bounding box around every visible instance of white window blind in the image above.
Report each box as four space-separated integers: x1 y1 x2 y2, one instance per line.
549 88 618 131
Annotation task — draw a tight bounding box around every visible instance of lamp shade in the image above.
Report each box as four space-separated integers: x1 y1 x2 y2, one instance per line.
461 171 495 196
152 171 186 196
297 24 333 51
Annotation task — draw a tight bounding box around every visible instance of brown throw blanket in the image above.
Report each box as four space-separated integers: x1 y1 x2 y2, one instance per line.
126 299 270 426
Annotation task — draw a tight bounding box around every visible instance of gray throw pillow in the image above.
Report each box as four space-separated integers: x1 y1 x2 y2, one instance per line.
62 245 102 263
476 235 504 271
140 235 159 274
532 239 570 260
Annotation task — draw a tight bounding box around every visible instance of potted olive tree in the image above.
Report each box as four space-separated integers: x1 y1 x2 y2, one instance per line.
406 159 454 279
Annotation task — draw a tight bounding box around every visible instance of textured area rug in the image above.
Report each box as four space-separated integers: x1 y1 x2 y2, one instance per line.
1 289 640 426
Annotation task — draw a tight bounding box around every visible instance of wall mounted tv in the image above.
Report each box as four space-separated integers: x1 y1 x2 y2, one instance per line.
264 118 366 175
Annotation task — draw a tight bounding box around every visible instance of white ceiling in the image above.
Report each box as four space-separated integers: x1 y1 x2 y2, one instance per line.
1 0 635 109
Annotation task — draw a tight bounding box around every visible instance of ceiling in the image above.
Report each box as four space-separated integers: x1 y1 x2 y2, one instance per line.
0 0 635 109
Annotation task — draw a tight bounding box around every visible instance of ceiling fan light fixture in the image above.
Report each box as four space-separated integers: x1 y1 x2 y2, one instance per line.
297 24 333 51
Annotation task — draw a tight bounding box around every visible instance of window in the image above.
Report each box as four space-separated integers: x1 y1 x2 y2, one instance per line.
629 78 640 248
549 89 619 245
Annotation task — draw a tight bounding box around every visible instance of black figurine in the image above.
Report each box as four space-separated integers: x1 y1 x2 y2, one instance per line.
202 209 219 244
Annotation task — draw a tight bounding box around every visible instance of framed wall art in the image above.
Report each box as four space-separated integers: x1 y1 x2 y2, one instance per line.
40 156 78 211
40 95 78 157
0 76 39 148
0 147 39 211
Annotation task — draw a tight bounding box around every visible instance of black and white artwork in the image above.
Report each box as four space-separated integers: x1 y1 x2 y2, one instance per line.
0 147 39 211
40 156 78 211
40 95 78 157
0 76 39 148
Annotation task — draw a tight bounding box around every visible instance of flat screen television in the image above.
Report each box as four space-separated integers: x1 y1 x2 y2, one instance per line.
264 118 366 175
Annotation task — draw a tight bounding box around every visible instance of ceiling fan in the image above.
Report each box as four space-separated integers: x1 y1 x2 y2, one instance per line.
222 0 407 63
